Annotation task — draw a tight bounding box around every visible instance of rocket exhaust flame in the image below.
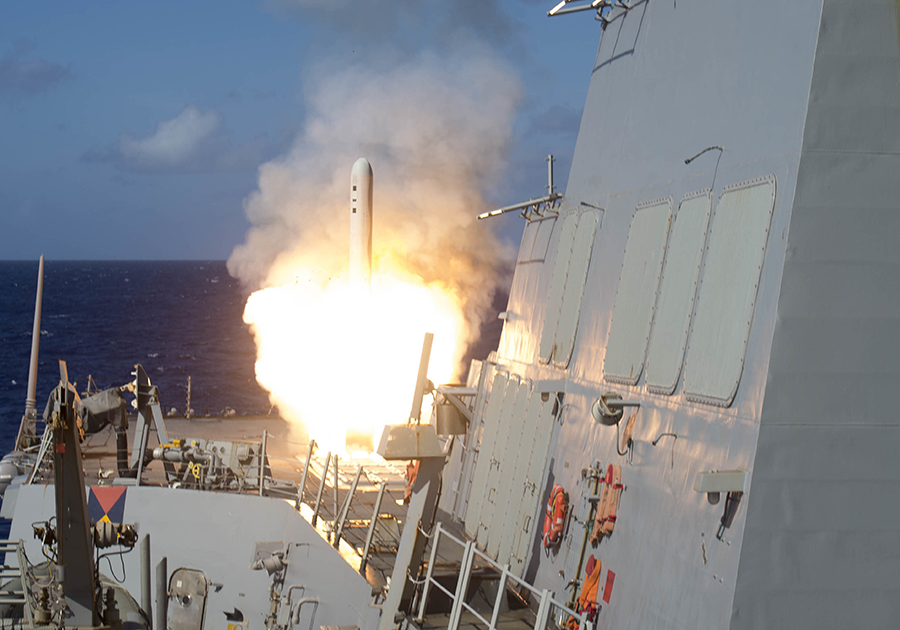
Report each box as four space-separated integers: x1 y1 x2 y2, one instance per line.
243 266 464 453
243 159 464 453
229 54 521 454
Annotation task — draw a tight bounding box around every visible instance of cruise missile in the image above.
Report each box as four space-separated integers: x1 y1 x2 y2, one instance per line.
350 158 373 286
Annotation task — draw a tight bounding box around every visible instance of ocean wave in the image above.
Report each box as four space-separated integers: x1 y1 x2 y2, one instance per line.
0 260 279 452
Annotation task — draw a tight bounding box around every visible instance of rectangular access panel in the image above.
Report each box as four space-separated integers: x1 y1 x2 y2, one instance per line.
645 190 713 394
604 198 673 384
539 211 579 363
553 209 602 368
683 175 776 406
518 216 557 265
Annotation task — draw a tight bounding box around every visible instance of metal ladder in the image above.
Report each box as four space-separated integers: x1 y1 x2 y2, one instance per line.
0 540 35 624
26 427 54 484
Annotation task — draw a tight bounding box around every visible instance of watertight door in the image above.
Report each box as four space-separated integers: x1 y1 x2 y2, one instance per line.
510 394 558 576
476 376 521 547
496 386 543 566
485 381 531 557
464 372 509 539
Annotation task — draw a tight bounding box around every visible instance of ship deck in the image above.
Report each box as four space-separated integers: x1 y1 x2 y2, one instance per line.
26 414 415 592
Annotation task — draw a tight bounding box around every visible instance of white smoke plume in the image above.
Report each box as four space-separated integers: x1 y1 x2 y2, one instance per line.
228 47 522 355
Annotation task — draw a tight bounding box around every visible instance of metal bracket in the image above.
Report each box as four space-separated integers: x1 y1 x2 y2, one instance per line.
478 155 563 220
590 392 641 426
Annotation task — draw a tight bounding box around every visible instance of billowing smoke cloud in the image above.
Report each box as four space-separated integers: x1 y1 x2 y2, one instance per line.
228 46 522 350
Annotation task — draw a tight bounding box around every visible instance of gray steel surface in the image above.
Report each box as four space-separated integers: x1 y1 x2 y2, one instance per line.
459 1 899 628
733 1 900 627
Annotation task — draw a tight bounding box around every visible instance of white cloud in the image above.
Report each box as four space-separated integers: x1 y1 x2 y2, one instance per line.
119 106 221 167
0 41 70 96
82 106 281 173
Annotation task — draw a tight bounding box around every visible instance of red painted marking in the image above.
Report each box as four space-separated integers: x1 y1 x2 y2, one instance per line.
56 443 65 454
91 487 126 513
603 570 615 604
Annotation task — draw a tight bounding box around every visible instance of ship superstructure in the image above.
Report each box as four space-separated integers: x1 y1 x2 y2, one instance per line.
439 1 900 627
2 2 899 630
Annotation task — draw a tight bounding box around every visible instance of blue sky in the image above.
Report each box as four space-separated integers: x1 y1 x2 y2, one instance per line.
1 1 602 261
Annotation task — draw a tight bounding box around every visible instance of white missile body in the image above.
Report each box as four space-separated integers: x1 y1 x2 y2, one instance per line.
350 158 373 286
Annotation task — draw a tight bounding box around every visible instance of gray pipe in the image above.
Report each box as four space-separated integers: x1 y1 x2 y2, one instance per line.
152 446 212 464
156 556 168 630
567 465 602 610
291 598 319 628
141 535 152 628
285 584 306 621
259 430 268 496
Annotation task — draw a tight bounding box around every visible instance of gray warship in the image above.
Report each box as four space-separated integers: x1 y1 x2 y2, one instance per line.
1 1 899 629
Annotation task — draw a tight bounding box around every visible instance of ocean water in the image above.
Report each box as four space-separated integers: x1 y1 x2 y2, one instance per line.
0 261 271 453
0 260 506 455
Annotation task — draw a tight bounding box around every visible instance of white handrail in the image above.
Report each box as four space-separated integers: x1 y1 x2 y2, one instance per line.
416 523 594 630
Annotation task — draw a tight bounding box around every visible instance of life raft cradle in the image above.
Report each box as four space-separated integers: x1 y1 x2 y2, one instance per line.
590 464 624 545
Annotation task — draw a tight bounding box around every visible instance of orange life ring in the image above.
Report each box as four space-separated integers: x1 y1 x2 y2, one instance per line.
542 484 568 549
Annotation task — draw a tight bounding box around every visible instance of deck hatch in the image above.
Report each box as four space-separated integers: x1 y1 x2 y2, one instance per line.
683 175 776 406
604 197 673 385
645 190 713 394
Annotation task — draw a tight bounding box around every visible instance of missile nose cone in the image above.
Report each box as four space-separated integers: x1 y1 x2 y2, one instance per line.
352 157 373 177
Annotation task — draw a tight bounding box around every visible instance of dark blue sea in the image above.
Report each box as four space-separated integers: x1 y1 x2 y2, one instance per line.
0 261 272 454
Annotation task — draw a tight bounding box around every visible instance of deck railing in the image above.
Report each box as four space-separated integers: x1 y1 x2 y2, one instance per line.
415 522 593 630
